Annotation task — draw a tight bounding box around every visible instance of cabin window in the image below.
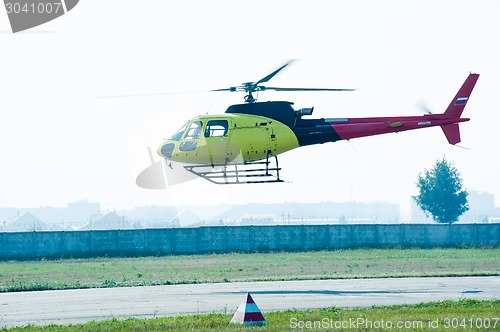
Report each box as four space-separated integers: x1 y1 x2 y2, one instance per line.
179 140 197 151
169 122 188 141
205 120 228 137
184 121 203 139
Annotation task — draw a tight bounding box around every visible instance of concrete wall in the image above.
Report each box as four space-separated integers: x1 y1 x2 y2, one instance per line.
0 224 499 260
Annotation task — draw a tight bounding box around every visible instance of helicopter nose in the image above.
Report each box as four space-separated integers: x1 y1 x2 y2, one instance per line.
159 143 175 158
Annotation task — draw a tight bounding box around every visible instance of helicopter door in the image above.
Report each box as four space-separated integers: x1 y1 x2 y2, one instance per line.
204 119 232 165
174 120 206 163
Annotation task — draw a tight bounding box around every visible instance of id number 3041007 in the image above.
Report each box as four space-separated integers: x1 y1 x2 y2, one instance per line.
443 317 498 329
5 2 63 14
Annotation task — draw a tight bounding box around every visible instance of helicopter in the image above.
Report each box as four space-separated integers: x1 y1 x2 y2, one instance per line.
136 62 479 188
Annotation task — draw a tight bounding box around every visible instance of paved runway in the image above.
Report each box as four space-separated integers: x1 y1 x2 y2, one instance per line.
1 276 499 328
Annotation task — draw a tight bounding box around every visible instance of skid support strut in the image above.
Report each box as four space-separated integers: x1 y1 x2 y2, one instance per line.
184 152 283 185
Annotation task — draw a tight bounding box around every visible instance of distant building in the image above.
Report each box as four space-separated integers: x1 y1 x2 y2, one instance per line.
5 212 47 232
125 205 178 228
170 210 200 227
240 216 275 226
461 191 500 223
79 212 132 230
65 200 101 225
0 200 101 229
216 202 400 225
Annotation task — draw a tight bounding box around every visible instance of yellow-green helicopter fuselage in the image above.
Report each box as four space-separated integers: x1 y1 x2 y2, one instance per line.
158 111 299 165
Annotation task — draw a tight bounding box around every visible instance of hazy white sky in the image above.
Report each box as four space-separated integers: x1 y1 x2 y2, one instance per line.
1 0 499 219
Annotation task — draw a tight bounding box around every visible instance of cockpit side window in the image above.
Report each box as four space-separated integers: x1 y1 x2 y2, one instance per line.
204 120 228 137
169 122 188 141
184 121 203 139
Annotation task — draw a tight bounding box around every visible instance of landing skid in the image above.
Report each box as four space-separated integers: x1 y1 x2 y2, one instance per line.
184 154 283 185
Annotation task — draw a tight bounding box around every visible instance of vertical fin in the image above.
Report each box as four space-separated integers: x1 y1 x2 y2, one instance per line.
440 73 479 145
444 73 479 118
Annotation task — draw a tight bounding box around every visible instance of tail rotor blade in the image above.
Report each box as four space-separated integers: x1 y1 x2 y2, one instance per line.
416 98 434 114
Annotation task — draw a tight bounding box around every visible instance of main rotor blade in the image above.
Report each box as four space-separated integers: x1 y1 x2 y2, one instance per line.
210 87 239 92
210 88 231 92
263 87 356 92
255 60 295 85
98 90 206 99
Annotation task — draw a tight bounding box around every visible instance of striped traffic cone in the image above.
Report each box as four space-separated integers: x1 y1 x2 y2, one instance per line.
230 293 267 326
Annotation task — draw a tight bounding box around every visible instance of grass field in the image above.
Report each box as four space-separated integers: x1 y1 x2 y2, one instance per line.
0 248 498 292
2 299 499 331
1 249 499 331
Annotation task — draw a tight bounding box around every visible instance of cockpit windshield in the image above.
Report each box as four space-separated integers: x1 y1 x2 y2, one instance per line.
168 122 188 141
